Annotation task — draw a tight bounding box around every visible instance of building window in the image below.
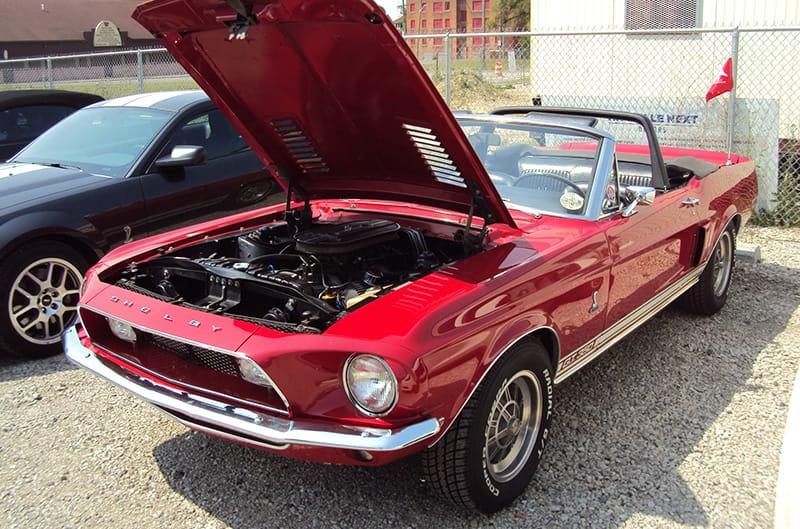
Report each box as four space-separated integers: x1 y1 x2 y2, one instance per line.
434 37 443 45
471 0 489 11
433 2 442 12
444 1 451 10
409 3 416 13
421 19 428 29
433 18 443 30
472 36 483 45
459 10 467 21
445 18 451 28
410 19 416 29
472 18 482 29
625 0 699 30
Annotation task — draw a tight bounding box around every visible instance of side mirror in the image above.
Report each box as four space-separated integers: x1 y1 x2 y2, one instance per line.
622 186 655 218
155 145 207 169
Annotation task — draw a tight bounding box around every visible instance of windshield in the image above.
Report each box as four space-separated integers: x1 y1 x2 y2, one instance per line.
13 106 173 177
459 119 601 216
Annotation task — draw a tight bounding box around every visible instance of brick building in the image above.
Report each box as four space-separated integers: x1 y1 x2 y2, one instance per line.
406 0 507 59
0 0 155 60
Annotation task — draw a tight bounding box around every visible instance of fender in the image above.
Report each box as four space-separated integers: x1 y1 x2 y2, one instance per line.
428 312 561 447
698 207 741 265
0 210 108 262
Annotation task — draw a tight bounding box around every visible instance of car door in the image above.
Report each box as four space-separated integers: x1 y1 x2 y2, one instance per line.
138 108 271 235
600 163 704 327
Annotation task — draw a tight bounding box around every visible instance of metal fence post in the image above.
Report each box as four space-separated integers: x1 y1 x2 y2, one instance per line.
137 49 144 93
46 57 53 88
727 27 740 165
444 32 451 105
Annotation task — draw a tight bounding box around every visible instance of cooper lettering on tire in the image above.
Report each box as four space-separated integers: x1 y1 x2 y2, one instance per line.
0 241 88 358
423 338 554 513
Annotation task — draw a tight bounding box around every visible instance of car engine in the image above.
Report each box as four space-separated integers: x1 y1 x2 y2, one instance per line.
114 219 462 333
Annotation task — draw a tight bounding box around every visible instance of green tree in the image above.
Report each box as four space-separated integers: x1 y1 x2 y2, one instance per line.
490 0 530 30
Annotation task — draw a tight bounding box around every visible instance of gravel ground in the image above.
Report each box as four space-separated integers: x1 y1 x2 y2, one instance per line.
1 225 798 529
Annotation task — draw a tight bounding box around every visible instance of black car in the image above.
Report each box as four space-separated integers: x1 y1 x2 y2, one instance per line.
0 90 274 358
0 89 103 161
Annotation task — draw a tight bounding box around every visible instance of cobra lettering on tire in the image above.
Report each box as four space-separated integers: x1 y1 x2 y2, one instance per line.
423 339 554 514
0 240 89 358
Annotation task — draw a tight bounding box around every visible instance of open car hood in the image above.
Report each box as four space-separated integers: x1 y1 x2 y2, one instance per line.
133 0 513 226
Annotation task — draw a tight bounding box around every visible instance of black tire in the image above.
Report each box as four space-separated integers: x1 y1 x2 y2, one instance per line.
680 225 736 315
234 179 274 206
0 241 88 358
422 339 554 514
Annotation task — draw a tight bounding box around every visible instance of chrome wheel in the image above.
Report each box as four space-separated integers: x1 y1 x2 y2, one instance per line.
8 257 83 345
711 231 733 297
484 370 543 483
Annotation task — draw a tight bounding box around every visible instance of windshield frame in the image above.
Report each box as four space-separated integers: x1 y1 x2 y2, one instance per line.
456 115 617 220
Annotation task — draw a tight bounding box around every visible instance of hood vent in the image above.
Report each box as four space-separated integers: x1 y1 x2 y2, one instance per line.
271 119 329 173
403 123 466 188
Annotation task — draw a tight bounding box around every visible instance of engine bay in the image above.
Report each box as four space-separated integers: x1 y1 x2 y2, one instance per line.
114 219 465 333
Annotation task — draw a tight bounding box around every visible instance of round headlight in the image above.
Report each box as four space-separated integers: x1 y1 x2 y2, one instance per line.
344 354 397 416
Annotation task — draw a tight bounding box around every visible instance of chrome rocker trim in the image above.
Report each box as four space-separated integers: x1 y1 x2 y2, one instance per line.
64 326 440 452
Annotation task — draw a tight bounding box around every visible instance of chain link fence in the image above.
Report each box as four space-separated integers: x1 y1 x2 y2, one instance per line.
0 49 197 98
1 27 798 225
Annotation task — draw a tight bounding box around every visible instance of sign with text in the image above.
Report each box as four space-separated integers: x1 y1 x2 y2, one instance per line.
94 20 122 47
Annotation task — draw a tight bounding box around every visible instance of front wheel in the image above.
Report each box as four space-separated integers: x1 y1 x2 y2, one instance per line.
423 339 554 513
0 241 88 358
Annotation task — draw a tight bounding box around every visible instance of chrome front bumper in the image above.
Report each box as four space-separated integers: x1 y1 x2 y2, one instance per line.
63 325 440 452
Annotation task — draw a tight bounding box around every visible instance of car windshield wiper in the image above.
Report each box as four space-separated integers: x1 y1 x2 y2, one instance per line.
18 160 84 171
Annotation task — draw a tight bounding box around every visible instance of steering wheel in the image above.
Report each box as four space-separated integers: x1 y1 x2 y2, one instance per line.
516 172 585 197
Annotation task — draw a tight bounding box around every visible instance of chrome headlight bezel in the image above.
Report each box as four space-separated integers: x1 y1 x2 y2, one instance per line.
343 354 398 417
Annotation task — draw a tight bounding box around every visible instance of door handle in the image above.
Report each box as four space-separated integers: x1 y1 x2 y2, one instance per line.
681 197 700 207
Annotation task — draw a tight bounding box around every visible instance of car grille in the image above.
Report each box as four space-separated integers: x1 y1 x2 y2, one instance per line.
79 307 289 415
147 333 239 376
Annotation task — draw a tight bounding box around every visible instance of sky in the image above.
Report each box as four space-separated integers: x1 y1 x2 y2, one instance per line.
375 0 402 21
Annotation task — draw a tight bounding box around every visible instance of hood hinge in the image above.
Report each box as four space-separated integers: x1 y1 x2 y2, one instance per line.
284 178 312 235
455 183 489 256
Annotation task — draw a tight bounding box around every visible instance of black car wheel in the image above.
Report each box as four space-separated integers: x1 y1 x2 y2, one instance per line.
681 224 736 315
234 179 274 206
423 339 554 513
0 241 88 358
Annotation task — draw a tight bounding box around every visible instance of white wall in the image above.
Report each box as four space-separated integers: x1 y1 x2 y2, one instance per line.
531 0 800 31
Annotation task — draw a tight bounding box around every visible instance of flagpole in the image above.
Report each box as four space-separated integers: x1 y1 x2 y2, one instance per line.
726 27 740 166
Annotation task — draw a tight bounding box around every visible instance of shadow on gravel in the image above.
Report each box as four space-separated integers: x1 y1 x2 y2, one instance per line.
152 260 799 529
0 352 77 382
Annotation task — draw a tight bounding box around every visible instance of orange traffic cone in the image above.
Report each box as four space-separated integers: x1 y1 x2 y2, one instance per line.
494 61 503 77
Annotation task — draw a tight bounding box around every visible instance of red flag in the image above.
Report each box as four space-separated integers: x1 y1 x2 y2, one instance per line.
706 57 734 102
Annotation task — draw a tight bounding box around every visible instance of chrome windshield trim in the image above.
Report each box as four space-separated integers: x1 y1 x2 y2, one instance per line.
64 326 440 452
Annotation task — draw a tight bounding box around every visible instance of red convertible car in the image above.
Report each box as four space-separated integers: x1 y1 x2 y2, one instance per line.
65 0 758 514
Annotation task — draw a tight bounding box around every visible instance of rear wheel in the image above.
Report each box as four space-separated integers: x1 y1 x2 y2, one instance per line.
0 241 88 358
423 339 554 513
681 224 736 315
